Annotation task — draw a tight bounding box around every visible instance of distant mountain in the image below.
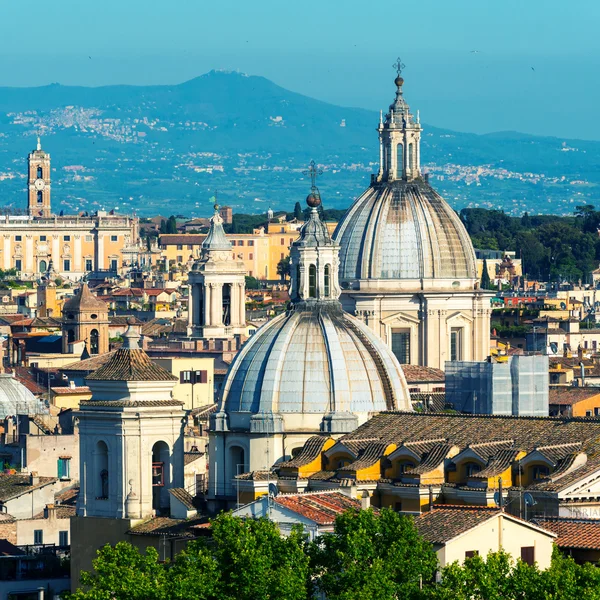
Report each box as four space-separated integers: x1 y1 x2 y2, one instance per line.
0 70 598 217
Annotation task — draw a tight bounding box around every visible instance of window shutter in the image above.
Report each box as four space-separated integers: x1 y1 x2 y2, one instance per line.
57 459 64 479
521 546 535 566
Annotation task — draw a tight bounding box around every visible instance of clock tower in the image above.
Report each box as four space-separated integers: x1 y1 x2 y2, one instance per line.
28 137 51 218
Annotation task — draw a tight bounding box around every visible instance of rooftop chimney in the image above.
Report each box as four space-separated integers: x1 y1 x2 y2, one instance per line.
360 490 370 510
29 471 39 486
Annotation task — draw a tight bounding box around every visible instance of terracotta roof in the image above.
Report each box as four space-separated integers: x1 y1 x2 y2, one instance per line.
407 443 452 475
402 365 445 383
169 488 195 510
55 486 78 506
51 386 91 395
61 351 116 373
79 399 183 408
0 474 56 502
549 388 600 406
62 283 106 312
86 348 177 382
109 316 143 326
235 470 274 481
0 540 25 557
190 404 218 419
338 442 388 474
533 518 600 550
274 491 370 525
470 449 519 479
415 506 502 544
33 505 76 520
279 436 331 469
410 393 446 412
159 234 206 246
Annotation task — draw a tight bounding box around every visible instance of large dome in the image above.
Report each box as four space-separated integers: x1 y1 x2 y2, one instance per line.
0 374 47 417
334 179 477 283
221 303 411 421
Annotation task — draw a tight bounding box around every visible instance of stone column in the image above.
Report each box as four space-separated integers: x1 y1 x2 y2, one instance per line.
239 282 246 326
25 235 33 274
52 234 60 267
378 133 384 177
97 234 105 270
3 235 10 270
211 283 223 326
230 283 239 326
74 234 82 272
204 283 211 327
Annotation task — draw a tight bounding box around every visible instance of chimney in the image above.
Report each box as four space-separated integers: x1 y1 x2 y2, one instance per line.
44 504 56 521
30 471 39 486
69 380 75 389
360 490 370 510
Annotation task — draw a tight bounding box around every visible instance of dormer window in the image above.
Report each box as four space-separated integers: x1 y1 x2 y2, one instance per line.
465 462 481 477
532 465 550 480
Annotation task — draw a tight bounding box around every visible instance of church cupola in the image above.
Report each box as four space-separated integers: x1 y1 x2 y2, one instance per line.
289 161 341 304
187 203 247 338
377 58 422 182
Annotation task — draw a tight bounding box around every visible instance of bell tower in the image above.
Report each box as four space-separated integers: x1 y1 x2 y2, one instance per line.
187 204 247 338
28 137 51 218
376 58 422 182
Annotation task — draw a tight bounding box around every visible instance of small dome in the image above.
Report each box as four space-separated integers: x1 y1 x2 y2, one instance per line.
334 179 477 281
63 283 106 313
220 304 411 418
0 374 47 417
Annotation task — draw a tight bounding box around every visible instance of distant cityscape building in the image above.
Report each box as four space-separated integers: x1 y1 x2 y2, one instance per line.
333 68 491 369
445 355 549 416
0 140 139 280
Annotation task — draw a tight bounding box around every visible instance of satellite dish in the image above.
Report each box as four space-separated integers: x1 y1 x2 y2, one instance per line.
493 491 504 507
523 493 537 506
268 483 278 498
560 302 567 310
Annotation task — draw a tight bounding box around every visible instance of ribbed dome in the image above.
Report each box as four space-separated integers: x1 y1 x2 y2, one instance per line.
221 304 411 416
0 374 47 417
334 179 477 282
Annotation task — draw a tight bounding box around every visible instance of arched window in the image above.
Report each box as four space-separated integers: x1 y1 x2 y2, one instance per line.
408 143 414 171
222 284 231 326
296 264 301 297
465 462 481 477
38 260 47 274
67 329 75 344
96 441 108 499
308 264 317 298
36 167 43 179
152 441 170 511
90 329 99 355
396 144 404 178
228 445 246 496
324 264 331 297
37 191 43 204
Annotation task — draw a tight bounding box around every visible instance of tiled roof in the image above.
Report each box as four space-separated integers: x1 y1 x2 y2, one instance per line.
169 488 196 510
274 492 368 525
55 486 78 506
86 348 177 382
415 506 501 544
338 442 388 474
402 365 445 383
184 451 204 466
190 403 218 419
549 388 600 406
79 399 183 408
471 449 519 479
0 475 56 502
62 283 106 312
336 412 600 493
407 443 452 475
411 393 446 412
51 386 91 395
159 234 206 246
279 436 331 469
33 505 76 520
0 539 25 557
533 518 600 550
127 516 206 538
307 470 338 481
60 351 116 373
235 470 274 481
536 442 582 463
109 316 143 326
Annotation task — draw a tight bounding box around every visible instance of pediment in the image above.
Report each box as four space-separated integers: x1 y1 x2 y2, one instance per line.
381 311 421 326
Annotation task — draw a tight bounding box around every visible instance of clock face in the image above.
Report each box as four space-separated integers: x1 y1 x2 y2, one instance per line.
34 178 45 191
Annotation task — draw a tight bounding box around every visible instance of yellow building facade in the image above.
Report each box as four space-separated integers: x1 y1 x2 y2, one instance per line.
0 141 139 280
159 220 337 281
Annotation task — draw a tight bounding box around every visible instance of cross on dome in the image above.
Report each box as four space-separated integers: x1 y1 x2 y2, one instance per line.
393 57 405 77
303 160 322 191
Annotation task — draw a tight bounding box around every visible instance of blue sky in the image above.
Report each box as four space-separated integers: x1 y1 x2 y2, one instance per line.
1 0 598 139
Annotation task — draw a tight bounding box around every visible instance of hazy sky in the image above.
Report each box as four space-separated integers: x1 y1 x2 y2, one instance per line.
1 0 599 139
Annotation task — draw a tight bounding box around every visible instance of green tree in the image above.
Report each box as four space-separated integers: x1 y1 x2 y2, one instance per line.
159 219 167 234
245 275 260 290
210 513 311 600
277 256 291 281
67 542 168 600
167 215 178 234
294 201 303 220
310 508 438 600
480 258 492 290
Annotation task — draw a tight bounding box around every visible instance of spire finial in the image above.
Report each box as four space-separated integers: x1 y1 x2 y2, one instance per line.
303 160 323 209
36 136 41 152
122 317 141 350
393 57 405 77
